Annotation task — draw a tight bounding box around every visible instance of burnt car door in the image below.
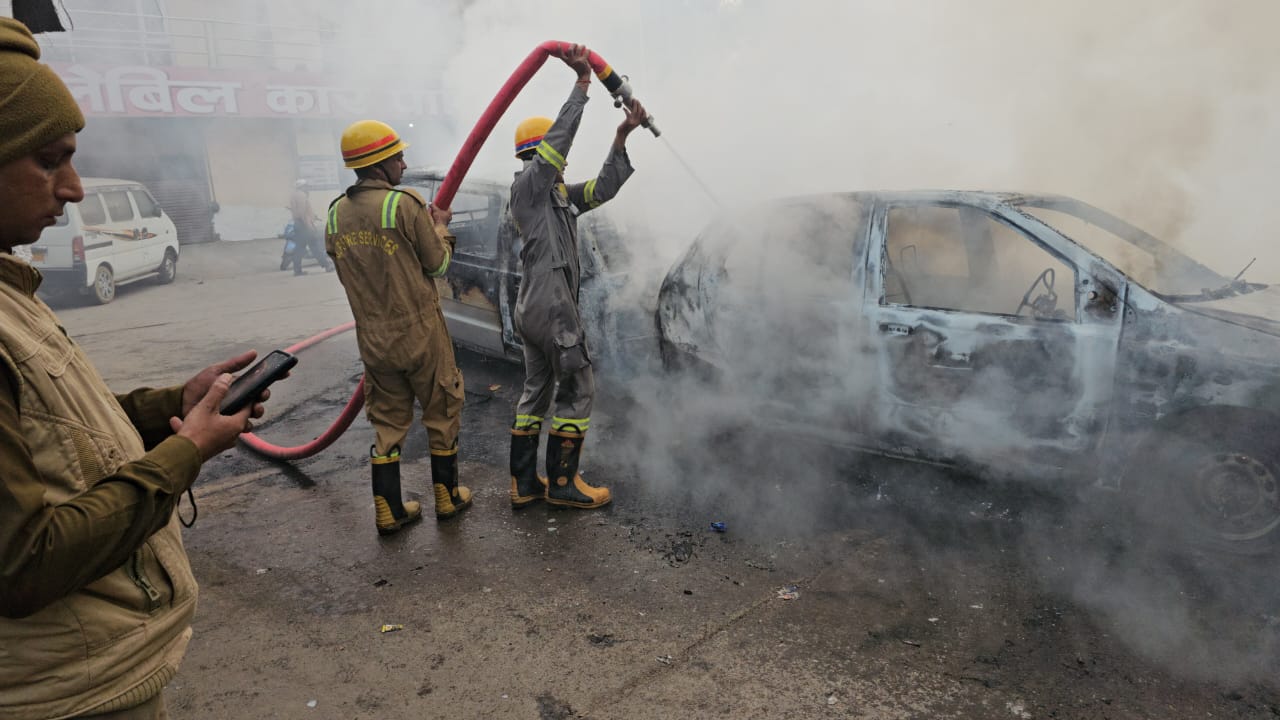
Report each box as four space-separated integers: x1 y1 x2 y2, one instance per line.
698 196 875 438
574 211 665 379
864 198 1125 474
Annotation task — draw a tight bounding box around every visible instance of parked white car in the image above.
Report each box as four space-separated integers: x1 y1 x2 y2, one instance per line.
30 178 180 304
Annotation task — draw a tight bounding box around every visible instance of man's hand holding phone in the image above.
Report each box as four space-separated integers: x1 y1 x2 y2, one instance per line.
170 374 255 461
170 349 295 461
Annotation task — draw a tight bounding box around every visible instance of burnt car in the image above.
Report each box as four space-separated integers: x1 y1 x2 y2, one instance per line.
402 169 659 380
657 191 1280 552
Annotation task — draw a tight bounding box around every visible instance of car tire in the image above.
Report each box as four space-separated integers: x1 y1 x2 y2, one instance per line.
156 250 177 284
1129 414 1280 555
92 264 115 304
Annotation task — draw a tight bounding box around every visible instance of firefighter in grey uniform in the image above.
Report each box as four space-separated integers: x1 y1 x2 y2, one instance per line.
327 119 472 535
508 44 648 510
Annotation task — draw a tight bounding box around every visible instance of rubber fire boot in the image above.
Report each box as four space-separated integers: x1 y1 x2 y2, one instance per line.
430 450 473 519
371 446 421 535
510 428 548 508
545 429 611 509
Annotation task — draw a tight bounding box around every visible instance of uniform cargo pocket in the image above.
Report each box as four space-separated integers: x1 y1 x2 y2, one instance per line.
438 367 464 419
554 339 591 373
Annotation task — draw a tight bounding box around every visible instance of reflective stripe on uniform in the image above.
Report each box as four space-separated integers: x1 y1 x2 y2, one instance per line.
536 141 566 171
514 414 543 431
428 248 451 277
327 201 340 234
380 190 404 229
551 416 589 433
584 179 600 208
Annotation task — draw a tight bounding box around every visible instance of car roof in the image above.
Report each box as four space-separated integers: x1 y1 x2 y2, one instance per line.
401 168 508 196
80 177 145 190
771 189 1064 208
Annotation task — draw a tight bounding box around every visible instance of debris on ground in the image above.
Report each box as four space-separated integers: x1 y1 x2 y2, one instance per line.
709 521 727 532
379 624 404 633
827 695 838 706
902 639 922 647
776 585 800 600
664 538 695 566
656 655 673 665
372 578 388 587
255 568 269 575
306 700 317 708
588 633 617 647
1006 700 1032 719
488 384 501 391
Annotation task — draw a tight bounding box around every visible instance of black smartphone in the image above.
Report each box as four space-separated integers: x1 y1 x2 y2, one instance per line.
219 350 297 415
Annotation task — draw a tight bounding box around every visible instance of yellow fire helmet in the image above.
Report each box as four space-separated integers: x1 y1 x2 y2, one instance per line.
514 116 553 159
341 119 409 169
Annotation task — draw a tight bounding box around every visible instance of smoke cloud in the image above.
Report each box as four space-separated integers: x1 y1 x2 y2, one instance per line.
417 0 1280 685
37 0 1280 686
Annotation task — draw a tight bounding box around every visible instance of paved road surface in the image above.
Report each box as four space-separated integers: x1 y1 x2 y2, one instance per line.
51 238 1280 719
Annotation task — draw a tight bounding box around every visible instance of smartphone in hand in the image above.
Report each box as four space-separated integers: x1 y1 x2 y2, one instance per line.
219 350 297 415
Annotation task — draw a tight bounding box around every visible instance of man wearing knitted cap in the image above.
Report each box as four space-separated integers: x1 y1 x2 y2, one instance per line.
0 18 274 719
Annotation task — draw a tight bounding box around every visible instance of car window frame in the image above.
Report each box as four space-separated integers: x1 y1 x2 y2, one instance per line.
100 189 137 224
877 199 1082 323
448 188 501 260
78 193 108 226
131 188 162 219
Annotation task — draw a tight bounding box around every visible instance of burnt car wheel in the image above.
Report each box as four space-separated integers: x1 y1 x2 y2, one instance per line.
1134 416 1280 555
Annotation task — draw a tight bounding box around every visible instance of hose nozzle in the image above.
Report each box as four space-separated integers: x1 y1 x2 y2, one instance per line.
642 114 661 138
605 75 661 138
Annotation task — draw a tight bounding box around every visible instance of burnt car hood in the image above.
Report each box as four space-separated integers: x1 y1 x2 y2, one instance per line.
1179 285 1280 337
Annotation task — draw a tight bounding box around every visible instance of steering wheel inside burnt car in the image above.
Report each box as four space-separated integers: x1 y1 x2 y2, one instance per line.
1015 267 1059 319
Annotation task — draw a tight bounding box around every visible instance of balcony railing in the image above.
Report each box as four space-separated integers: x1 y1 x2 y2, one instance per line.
37 8 340 71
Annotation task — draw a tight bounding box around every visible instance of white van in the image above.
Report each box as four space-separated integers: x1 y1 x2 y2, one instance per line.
30 178 180 304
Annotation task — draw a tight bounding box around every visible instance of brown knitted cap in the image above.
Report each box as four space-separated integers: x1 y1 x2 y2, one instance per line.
0 17 85 167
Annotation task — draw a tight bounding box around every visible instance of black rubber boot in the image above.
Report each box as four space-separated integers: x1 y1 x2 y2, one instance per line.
371 446 421 535
545 429 611 509
510 428 547 508
430 450 473 519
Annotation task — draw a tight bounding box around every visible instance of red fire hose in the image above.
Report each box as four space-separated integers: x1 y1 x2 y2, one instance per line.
438 41 658 209
240 41 655 461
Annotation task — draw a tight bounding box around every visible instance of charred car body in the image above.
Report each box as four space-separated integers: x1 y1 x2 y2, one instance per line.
657 191 1280 552
402 169 658 380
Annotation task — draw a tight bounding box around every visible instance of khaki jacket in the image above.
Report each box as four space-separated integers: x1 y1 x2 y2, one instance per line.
0 257 200 719
325 178 457 372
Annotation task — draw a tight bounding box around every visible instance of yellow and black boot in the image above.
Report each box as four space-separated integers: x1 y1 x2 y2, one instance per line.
510 427 549 508
371 446 422 535
546 429 611 509
430 449 473 519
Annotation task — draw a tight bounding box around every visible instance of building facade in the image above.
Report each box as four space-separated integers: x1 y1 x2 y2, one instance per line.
29 0 450 244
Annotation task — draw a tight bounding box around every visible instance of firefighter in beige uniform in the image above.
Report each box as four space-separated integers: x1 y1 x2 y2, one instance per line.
326 120 471 535
508 45 648 510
